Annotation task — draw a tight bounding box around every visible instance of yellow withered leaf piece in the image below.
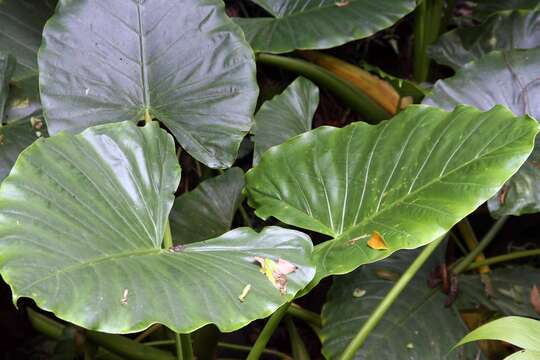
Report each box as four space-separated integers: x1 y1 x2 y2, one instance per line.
367 231 388 250
254 257 297 295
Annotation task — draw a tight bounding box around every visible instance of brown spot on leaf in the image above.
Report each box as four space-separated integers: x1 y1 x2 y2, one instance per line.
255 257 297 295
375 268 400 281
367 231 388 250
530 285 540 315
498 184 509 206
168 244 185 253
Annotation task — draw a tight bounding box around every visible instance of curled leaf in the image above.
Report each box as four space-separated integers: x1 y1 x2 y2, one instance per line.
367 231 388 250
238 284 252 303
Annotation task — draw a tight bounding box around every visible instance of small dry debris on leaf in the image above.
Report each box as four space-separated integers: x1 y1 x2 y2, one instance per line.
530 285 540 315
375 268 400 281
367 231 388 250
353 288 366 298
238 284 251 303
168 244 185 253
121 288 129 305
335 0 349 7
255 256 297 295
498 184 509 205
30 116 43 130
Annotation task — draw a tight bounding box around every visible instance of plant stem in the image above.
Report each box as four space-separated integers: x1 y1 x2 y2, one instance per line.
218 342 292 360
339 236 445 360
256 53 390 123
467 248 540 271
163 219 173 249
456 218 490 273
144 340 175 347
287 303 321 329
238 203 252 227
452 216 509 274
179 334 194 360
27 308 175 360
284 316 310 360
175 333 183 360
413 0 444 82
247 303 291 360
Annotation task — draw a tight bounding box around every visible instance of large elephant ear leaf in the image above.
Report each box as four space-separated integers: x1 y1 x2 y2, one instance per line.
0 121 315 333
246 105 538 284
424 48 540 217
252 77 319 164
170 167 245 244
38 0 258 169
429 10 540 70
235 0 416 53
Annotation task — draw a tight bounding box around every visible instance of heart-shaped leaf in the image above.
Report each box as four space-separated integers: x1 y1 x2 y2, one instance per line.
252 77 319 164
235 0 416 53
170 167 245 244
246 105 538 283
321 247 477 359
38 0 258 168
0 121 315 333
430 10 540 70
424 48 540 217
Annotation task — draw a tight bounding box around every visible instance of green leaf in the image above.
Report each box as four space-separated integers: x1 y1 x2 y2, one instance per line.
456 316 540 352
321 247 477 359
0 121 315 333
458 268 540 319
471 0 540 20
0 52 15 122
430 10 540 70
246 105 538 283
252 77 319 164
0 118 44 181
505 350 540 360
38 0 258 169
170 168 245 244
424 48 540 216
0 0 55 82
235 0 416 53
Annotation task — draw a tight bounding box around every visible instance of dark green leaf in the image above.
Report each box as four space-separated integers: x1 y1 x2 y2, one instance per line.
170 168 245 244
246 105 538 283
0 118 44 181
456 316 540 352
321 247 478 359
235 0 416 53
38 0 258 168
471 0 540 20
253 77 319 164
458 268 540 319
0 121 315 333
0 52 15 122
424 48 540 216
430 10 540 70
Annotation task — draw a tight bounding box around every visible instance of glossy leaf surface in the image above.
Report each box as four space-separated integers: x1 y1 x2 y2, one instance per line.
246 105 538 282
39 0 258 168
321 248 476 359
236 0 416 53
424 48 540 216
430 10 540 70
456 316 540 352
170 168 245 244
252 77 318 164
0 121 315 333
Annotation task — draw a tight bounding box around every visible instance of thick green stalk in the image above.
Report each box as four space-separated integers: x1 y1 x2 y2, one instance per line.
285 316 310 360
28 308 175 360
452 216 509 274
287 303 321 333
339 236 445 360
256 53 390 123
413 0 444 82
179 334 193 360
247 303 291 360
175 333 183 360
218 342 292 359
456 218 490 273
163 219 173 249
467 249 540 271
